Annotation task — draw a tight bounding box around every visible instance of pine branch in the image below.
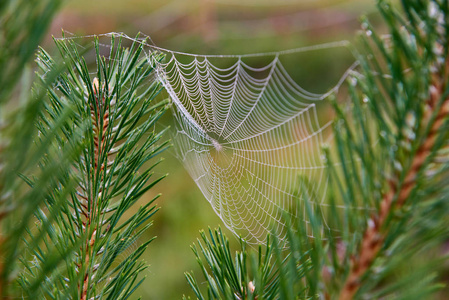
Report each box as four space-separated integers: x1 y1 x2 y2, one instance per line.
79 77 109 300
184 228 280 300
339 63 449 300
28 35 170 299
337 1 449 298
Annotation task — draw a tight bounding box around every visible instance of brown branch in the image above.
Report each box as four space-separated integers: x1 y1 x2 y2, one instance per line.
80 78 110 300
338 75 449 299
81 228 97 300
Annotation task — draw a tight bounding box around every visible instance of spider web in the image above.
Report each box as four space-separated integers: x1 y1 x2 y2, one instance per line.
145 38 359 244
57 32 361 244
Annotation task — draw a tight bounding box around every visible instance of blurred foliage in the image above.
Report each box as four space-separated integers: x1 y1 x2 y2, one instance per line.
53 0 377 56
0 0 77 297
0 0 63 102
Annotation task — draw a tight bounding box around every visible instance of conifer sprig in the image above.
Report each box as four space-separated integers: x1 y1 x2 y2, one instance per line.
338 1 449 298
184 228 280 300
26 36 170 299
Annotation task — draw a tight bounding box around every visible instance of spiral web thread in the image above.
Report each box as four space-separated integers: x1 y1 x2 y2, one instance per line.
57 32 362 244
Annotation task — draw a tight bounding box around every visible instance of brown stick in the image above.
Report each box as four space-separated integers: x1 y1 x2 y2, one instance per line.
81 228 96 300
338 84 449 299
80 78 108 300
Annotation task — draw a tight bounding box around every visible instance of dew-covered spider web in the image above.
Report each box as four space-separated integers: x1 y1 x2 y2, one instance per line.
57 32 363 245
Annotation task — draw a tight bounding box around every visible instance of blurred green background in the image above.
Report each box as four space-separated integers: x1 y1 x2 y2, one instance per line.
44 1 379 298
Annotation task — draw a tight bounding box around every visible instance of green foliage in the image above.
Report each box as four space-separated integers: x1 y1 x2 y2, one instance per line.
0 72 82 298
0 0 63 102
19 36 169 299
0 0 78 298
184 228 280 300
0 0 169 298
185 1 449 299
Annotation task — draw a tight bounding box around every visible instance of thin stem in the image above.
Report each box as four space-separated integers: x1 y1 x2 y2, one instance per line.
80 78 109 300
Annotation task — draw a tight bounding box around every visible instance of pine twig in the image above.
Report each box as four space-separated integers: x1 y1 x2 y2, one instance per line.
338 60 449 300
80 78 108 300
